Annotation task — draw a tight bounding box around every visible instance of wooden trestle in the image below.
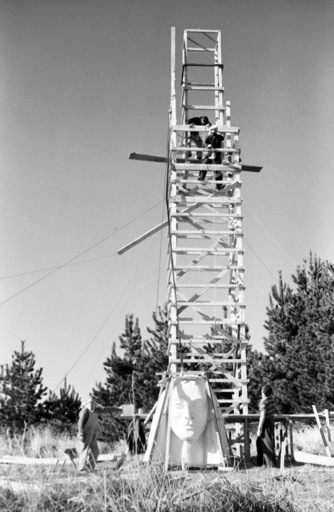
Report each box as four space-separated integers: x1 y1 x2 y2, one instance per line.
167 28 249 416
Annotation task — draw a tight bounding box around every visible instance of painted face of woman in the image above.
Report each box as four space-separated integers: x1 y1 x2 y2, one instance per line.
170 379 208 443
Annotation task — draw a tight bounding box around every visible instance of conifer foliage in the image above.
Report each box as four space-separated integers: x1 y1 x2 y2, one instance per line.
43 377 81 433
250 254 334 414
93 310 169 443
0 340 47 431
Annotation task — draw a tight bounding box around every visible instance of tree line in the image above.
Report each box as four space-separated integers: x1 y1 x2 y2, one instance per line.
1 254 334 440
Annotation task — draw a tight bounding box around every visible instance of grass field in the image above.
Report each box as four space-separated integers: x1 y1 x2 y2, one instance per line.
0 425 334 511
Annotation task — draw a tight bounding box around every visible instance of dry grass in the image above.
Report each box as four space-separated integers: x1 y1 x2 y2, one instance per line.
0 425 334 511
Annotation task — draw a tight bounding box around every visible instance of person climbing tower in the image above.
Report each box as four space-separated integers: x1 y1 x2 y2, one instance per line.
199 126 225 190
187 115 211 160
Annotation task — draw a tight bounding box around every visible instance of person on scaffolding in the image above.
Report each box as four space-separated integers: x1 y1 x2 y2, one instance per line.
77 395 121 472
187 115 211 160
199 126 225 190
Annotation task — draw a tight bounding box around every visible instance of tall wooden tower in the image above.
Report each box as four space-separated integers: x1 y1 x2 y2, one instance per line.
167 28 248 416
120 28 262 419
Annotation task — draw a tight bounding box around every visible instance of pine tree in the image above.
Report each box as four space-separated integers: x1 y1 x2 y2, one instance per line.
138 306 169 411
0 340 47 431
252 254 334 413
94 312 166 412
43 377 81 433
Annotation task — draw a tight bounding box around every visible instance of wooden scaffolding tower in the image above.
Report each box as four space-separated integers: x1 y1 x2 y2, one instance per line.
167 28 249 416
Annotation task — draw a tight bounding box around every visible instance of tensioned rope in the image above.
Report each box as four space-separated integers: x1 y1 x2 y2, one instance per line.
53 234 157 394
244 203 334 307
75 237 159 387
155 131 169 314
0 199 163 306
244 204 296 266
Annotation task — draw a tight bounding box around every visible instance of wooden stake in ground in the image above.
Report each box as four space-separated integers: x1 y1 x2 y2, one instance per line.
312 405 331 457
324 409 331 443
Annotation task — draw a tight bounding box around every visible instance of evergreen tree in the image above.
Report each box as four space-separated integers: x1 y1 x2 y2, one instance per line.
0 340 47 431
138 306 169 411
43 377 81 433
94 311 169 413
252 254 334 413
92 315 143 444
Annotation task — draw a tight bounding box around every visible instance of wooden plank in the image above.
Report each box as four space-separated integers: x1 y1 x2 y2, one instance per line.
172 198 241 205
171 320 245 325
325 409 331 442
118 220 168 254
183 63 224 67
118 192 203 254
175 284 245 288
293 451 334 467
169 358 247 364
217 398 249 404
186 29 220 33
129 152 167 163
206 381 229 465
173 250 244 256
168 340 243 346
172 265 245 270
172 125 238 133
240 164 262 173
170 27 176 126
0 456 70 466
176 301 245 306
171 230 240 235
128 153 261 173
280 437 287 473
174 163 238 171
184 86 225 91
312 405 332 457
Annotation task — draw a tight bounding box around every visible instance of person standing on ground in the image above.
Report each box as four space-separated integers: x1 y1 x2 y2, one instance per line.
77 395 120 472
256 384 277 468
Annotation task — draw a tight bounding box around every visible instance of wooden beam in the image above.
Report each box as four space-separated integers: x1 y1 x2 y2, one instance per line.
312 405 332 457
293 451 334 467
128 153 262 173
117 191 203 254
129 152 167 163
117 220 168 255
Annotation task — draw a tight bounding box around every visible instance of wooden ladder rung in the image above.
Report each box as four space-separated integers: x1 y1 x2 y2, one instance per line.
171 230 241 235
183 105 225 110
169 358 247 364
177 300 245 306
171 198 241 205
172 213 243 218
184 86 225 91
172 125 239 133
209 379 249 384
217 398 249 404
175 284 245 288
172 249 244 256
171 319 246 325
187 47 216 52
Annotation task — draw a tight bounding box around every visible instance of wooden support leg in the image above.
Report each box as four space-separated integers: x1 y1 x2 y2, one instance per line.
244 418 250 463
312 405 332 458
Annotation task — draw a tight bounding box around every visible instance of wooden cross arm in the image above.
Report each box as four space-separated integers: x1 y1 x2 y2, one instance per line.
128 153 262 172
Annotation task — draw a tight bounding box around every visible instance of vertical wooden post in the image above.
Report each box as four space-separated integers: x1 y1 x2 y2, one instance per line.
312 405 332 457
170 27 176 125
244 418 250 462
169 27 178 373
325 409 331 442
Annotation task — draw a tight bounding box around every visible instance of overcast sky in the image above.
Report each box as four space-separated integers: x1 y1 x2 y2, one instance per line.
1 0 334 402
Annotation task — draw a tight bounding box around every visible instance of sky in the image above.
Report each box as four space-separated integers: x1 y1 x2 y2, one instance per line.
1 0 334 402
